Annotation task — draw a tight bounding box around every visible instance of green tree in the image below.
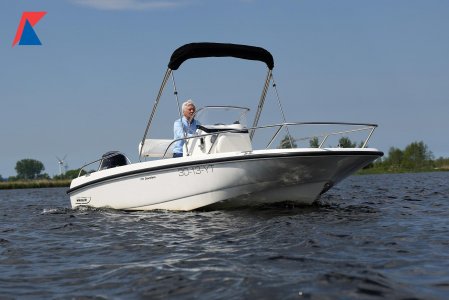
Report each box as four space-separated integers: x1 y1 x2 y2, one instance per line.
435 157 449 170
309 137 319 148
385 147 403 169
402 141 433 170
0 174 3 181
338 137 356 148
37 173 51 180
15 159 45 179
53 169 83 180
280 134 297 149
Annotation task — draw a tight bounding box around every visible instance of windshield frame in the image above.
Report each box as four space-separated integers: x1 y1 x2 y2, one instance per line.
194 106 250 127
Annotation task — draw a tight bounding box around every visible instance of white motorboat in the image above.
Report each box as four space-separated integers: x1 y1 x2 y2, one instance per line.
67 42 383 211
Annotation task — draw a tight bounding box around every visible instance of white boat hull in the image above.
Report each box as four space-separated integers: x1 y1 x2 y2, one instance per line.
68 148 381 211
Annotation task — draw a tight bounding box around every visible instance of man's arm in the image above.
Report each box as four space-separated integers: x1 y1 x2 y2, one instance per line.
173 119 184 140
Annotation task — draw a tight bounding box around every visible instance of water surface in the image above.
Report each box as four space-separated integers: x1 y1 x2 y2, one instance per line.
1 172 448 299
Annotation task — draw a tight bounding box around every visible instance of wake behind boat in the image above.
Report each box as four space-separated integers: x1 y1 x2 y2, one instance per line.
67 42 383 211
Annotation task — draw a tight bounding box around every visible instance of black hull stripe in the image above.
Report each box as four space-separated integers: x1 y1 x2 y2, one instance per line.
67 151 383 195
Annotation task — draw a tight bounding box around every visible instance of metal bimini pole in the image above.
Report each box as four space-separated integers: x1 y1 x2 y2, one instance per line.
271 74 294 148
139 68 172 160
250 69 272 140
171 72 182 119
170 72 191 155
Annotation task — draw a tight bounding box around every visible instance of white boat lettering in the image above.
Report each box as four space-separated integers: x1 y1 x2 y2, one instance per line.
178 164 214 176
140 176 156 181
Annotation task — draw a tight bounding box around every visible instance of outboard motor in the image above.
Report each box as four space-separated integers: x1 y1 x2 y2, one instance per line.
98 151 128 170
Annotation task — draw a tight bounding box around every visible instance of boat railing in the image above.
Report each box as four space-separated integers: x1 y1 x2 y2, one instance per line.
260 122 378 149
77 151 132 177
140 121 378 160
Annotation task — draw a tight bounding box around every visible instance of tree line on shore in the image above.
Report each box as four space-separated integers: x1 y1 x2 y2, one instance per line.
279 136 449 173
0 158 80 182
366 141 449 173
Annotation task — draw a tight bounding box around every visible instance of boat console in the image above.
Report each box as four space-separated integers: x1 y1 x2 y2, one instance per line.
184 123 252 156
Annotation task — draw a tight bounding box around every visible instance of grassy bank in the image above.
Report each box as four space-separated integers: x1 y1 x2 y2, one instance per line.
0 179 71 190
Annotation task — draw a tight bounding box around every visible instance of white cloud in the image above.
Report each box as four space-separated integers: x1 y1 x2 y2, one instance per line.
71 0 189 11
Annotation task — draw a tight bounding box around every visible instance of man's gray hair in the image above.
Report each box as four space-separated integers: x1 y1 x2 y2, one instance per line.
182 99 196 111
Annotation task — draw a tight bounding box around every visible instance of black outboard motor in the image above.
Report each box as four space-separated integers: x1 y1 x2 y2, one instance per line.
98 151 128 170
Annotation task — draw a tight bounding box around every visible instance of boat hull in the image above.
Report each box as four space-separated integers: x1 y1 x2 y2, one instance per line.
68 149 382 211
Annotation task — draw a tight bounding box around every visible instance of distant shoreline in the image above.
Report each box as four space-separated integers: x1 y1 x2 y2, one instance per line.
0 179 71 190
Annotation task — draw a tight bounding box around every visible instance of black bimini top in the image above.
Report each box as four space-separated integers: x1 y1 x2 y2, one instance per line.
168 42 274 70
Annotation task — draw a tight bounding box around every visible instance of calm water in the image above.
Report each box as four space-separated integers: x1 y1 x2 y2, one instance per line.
1 172 448 299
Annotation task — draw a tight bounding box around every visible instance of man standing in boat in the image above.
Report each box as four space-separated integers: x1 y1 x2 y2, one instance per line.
173 99 200 157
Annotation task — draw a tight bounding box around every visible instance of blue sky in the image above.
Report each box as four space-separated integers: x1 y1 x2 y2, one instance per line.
1 0 448 177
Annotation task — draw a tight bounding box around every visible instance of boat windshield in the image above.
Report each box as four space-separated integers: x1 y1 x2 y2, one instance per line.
194 106 250 127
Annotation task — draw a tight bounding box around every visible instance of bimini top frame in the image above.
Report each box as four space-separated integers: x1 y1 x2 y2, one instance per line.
139 42 278 160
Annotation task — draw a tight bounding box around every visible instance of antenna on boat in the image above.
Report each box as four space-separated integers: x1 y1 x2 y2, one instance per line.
271 73 294 147
56 155 67 175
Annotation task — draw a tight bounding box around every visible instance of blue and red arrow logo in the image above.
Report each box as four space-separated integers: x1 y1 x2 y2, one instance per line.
12 12 47 47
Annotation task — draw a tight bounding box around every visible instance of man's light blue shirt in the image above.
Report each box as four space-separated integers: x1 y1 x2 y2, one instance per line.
173 117 200 155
